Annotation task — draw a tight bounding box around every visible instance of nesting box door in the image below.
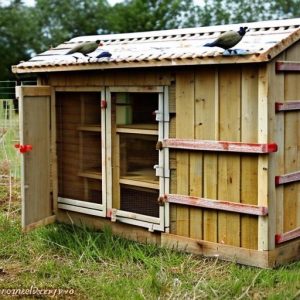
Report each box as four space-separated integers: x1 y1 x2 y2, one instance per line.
18 86 55 232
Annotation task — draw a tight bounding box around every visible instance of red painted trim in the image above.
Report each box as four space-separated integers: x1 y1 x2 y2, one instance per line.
276 61 300 72
166 194 268 216
275 227 300 244
275 101 300 112
101 100 107 108
275 171 300 185
162 139 278 154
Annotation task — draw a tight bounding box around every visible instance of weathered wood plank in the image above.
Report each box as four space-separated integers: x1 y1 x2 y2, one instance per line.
161 233 270 268
19 86 54 231
275 227 300 244
276 61 300 72
218 67 241 247
257 65 270 250
162 138 277 153
241 65 259 249
175 70 195 237
275 171 300 185
167 194 268 216
198 68 219 243
275 100 300 112
283 44 300 233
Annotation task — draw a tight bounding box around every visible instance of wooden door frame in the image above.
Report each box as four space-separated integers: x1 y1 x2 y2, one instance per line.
106 86 169 232
53 87 107 217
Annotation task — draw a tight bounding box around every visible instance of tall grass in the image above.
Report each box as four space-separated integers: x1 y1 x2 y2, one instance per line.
0 208 299 299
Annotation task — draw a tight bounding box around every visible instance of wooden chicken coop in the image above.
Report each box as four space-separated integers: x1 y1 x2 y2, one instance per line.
12 18 300 268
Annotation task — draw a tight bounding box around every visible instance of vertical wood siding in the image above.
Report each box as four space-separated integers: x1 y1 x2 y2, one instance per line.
171 65 260 249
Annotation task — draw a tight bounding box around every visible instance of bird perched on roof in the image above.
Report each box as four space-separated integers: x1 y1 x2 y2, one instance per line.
204 27 248 51
66 40 103 56
96 51 112 59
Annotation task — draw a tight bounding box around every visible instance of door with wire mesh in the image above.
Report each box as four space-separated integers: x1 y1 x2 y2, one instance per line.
56 90 106 217
108 88 167 232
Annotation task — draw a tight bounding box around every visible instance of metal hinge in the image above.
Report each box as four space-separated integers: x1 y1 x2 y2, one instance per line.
154 110 163 122
153 165 164 177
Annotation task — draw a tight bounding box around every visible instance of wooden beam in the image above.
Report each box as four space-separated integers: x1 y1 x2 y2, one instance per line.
275 170 300 186
162 138 277 154
275 101 300 112
161 233 270 268
166 194 268 216
275 227 300 244
276 61 300 72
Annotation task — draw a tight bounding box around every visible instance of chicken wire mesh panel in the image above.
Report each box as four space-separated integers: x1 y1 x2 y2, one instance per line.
56 91 102 204
120 185 159 217
119 133 158 181
0 99 20 180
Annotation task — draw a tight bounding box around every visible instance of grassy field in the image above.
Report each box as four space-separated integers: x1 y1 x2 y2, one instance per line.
0 189 300 299
0 101 300 299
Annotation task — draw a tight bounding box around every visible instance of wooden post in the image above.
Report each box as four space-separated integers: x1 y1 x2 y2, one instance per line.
257 65 270 250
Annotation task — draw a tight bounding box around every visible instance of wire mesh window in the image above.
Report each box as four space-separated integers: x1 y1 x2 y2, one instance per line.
120 185 159 217
56 92 102 203
119 134 158 182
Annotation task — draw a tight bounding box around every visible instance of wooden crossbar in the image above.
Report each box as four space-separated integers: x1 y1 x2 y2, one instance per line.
275 171 300 185
161 138 277 154
276 61 300 72
275 227 300 244
275 101 300 112
166 194 268 216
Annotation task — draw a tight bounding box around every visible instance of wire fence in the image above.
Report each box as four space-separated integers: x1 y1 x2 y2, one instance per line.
0 80 36 208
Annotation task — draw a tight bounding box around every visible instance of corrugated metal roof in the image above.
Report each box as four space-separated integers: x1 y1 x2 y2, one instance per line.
12 18 300 74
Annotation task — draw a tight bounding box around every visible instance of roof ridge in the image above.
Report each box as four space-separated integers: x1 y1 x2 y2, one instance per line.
70 18 300 42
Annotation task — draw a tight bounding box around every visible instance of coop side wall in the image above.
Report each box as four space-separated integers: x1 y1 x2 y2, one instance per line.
271 41 300 259
168 64 264 250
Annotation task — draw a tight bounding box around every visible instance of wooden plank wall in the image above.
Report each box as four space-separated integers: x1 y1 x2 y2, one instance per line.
171 65 259 249
47 69 173 87
283 43 300 233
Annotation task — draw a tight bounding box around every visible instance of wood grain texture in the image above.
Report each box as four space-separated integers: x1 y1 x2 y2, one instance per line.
283 44 300 232
218 67 241 247
19 86 54 231
241 66 259 249
257 65 269 250
175 70 195 237
195 67 218 242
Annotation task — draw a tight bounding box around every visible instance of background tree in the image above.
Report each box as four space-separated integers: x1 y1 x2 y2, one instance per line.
33 0 110 52
107 0 196 33
195 0 300 26
0 1 38 80
1 0 300 80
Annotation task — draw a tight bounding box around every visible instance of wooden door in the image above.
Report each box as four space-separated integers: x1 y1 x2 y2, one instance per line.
18 86 55 232
107 87 168 232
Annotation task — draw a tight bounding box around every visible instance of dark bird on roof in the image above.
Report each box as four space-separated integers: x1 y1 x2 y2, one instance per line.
204 27 248 50
66 40 103 56
96 51 112 59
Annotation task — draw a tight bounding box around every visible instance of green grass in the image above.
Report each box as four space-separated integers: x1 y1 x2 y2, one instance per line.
0 198 300 299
